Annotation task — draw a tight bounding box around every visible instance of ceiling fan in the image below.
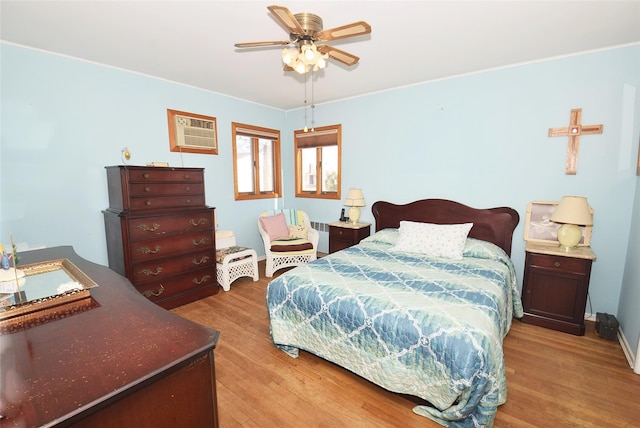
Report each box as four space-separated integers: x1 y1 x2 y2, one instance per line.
234 5 371 74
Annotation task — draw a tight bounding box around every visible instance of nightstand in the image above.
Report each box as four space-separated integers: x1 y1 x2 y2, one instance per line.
521 242 596 335
328 221 371 253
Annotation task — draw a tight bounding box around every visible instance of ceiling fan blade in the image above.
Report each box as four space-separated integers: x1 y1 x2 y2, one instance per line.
316 21 371 41
234 40 290 48
267 5 304 35
317 45 360 66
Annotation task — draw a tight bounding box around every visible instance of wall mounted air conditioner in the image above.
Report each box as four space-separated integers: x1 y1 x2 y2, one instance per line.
167 109 218 155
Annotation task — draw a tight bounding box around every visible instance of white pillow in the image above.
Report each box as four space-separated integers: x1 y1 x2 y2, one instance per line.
390 221 473 260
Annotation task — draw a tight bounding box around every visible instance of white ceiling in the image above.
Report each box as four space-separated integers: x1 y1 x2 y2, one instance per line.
1 1 639 111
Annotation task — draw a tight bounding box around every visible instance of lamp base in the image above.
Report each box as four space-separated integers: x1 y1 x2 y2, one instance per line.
557 223 582 251
348 206 361 224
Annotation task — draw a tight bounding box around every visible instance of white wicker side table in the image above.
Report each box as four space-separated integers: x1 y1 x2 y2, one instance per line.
216 246 258 291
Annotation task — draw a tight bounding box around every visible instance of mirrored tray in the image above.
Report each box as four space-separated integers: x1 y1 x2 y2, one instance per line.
0 258 98 321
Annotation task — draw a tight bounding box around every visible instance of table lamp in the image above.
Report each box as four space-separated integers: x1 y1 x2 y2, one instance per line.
550 196 593 250
344 188 365 224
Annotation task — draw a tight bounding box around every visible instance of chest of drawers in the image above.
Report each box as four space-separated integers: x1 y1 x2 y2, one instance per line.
103 166 218 309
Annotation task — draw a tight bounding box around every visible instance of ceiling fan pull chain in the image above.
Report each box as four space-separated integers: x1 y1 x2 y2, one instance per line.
311 69 315 132
304 71 309 132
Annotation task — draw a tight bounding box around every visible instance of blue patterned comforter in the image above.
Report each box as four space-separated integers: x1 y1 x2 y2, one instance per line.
266 230 523 427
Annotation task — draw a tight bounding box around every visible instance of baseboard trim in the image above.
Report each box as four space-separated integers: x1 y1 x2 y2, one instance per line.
618 326 638 374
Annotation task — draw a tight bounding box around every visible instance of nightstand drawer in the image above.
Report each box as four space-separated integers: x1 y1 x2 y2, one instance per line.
329 227 349 239
328 222 371 254
527 253 589 275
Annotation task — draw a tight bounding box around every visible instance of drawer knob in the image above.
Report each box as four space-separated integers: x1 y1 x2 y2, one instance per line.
185 198 191 204
143 173 150 179
554 261 561 267
145 200 152 206
185 186 191 191
144 186 151 192
184 174 190 180
192 238 208 246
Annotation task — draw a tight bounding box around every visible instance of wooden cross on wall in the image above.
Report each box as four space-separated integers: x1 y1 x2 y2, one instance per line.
548 108 603 175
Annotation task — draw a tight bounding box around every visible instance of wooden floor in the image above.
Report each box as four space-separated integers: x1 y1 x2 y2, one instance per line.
171 262 640 427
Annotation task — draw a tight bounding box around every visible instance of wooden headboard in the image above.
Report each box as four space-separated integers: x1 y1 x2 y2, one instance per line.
371 199 520 256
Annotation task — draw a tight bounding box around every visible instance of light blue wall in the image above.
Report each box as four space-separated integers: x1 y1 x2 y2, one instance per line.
1 44 285 264
619 175 640 361
1 43 639 360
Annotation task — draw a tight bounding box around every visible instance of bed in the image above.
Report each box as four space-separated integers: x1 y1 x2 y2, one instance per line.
266 199 522 427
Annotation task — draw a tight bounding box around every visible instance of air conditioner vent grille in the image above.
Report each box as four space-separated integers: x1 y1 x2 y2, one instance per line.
168 109 218 155
174 114 217 151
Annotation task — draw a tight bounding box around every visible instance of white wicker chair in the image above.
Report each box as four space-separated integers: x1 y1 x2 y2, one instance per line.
258 209 319 277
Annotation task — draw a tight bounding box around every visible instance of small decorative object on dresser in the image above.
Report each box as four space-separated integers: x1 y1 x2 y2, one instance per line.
328 221 371 253
103 165 218 309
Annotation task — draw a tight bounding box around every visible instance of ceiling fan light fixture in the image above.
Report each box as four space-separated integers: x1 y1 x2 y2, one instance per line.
281 47 297 65
304 44 317 61
236 6 370 74
294 61 307 74
284 42 329 74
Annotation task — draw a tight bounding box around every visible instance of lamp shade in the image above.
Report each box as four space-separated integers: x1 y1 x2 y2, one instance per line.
344 188 365 224
550 196 593 226
344 188 365 207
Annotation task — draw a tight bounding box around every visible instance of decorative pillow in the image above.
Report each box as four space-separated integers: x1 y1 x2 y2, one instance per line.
390 221 473 260
289 224 308 239
259 213 290 241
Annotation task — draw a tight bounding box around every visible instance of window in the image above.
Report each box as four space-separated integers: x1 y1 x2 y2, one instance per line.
232 122 282 200
294 124 341 200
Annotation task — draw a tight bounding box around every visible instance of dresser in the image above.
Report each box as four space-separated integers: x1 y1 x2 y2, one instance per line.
103 165 218 309
0 246 220 427
521 242 596 335
328 221 371 253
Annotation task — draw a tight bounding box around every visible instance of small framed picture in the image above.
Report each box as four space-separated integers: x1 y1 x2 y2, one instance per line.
524 200 592 246
167 109 218 155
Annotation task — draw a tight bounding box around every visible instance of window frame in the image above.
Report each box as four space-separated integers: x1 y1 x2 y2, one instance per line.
294 124 342 200
232 122 282 201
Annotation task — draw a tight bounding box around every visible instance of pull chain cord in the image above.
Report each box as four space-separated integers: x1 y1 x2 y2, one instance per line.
311 69 315 132
303 71 308 132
